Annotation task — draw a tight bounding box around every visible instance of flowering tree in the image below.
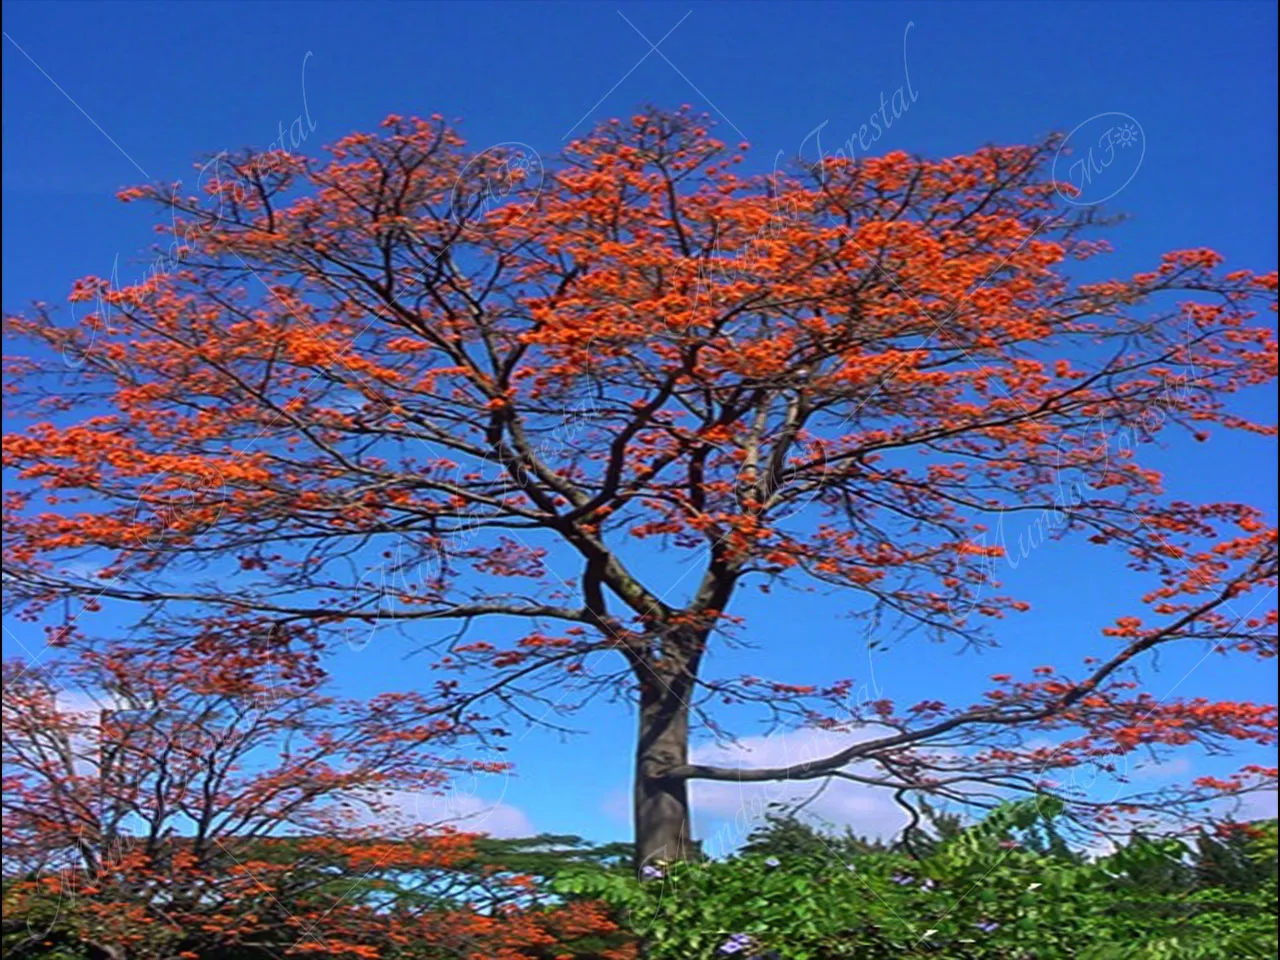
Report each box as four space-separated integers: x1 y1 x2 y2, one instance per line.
1 626 627 958
4 107 1277 871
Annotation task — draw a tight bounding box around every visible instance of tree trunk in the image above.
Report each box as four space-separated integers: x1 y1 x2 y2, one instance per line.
634 674 694 873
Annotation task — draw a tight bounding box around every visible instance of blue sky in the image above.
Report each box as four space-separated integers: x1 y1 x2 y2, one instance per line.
3 0 1277 846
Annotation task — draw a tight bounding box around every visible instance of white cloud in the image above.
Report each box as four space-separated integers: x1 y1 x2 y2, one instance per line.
55 687 118 715
51 687 123 777
1220 790 1278 823
40 689 538 839
1127 756 1191 781
686 727 910 856
1079 832 1120 859
369 784 534 839
1078 789 1279 861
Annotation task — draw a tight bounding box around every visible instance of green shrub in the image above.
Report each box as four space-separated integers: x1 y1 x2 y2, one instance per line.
554 801 1278 960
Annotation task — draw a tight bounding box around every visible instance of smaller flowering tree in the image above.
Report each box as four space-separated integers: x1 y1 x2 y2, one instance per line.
1 620 628 959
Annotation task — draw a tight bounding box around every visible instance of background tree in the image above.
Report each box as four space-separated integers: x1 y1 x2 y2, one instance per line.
739 802 890 860
1191 821 1279 892
1 627 627 959
4 107 1277 870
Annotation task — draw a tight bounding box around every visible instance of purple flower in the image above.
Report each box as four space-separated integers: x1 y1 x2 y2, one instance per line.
891 872 914 885
640 864 664 880
920 878 937 890
763 857 781 869
718 933 754 955
974 920 1001 933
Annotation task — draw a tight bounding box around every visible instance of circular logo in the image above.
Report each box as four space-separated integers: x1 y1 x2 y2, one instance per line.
1053 112 1145 206
731 439 828 523
130 467 226 548
451 142 543 224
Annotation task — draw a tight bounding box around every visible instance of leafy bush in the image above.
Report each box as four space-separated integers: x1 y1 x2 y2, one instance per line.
7 806 1273 958
554 801 1278 960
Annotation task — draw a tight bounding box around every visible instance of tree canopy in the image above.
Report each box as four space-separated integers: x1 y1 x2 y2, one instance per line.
4 106 1277 869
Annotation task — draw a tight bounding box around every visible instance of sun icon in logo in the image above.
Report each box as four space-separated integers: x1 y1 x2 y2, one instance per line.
1114 122 1141 149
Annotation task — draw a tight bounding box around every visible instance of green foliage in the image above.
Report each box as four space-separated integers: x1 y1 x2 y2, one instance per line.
463 833 634 878
1192 823 1278 891
1 835 637 960
740 804 889 860
1243 818 1278 865
9 814 1275 959
553 805 1279 960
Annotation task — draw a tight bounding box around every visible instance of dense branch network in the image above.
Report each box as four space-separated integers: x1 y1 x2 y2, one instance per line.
4 107 1277 830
